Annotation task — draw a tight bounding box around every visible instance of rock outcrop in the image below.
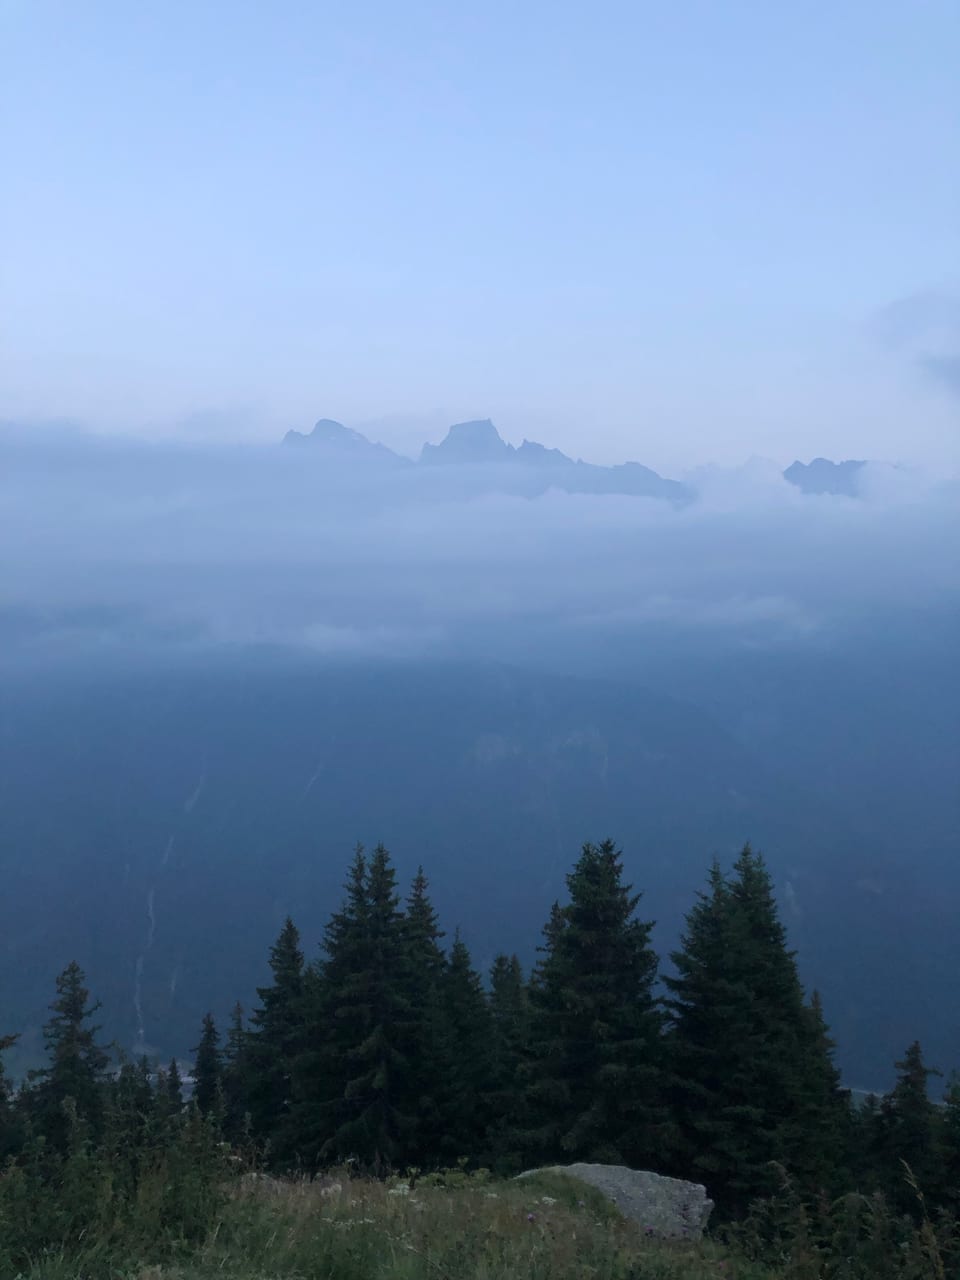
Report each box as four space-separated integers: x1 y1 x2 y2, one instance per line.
518 1163 713 1239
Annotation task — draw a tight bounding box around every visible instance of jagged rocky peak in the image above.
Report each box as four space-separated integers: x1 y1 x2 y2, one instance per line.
420 418 515 464
517 438 571 466
282 419 409 466
784 457 866 497
284 419 367 449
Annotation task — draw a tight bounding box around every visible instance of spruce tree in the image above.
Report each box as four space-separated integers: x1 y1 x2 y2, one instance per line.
222 1002 251 1145
525 839 666 1168
850 1091 885 1192
167 1057 184 1110
294 844 414 1167
152 1056 186 1139
0 1032 16 1113
192 1013 222 1119
485 954 531 1169
940 1072 960 1211
396 866 447 1166
334 842 414 1166
438 931 493 1162
666 847 837 1214
0 1032 22 1161
787 990 852 1194
876 1040 942 1214
292 846 369 1165
105 1054 155 1186
29 961 110 1152
247 917 305 1161
111 1055 154 1136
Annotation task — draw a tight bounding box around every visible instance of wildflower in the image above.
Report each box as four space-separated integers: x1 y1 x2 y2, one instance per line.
527 1212 536 1222
484 1192 499 1199
388 1182 411 1197
539 1195 557 1205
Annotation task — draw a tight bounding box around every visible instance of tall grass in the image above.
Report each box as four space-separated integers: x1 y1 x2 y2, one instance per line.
5 1168 773 1280
730 1163 960 1280
4 1163 957 1279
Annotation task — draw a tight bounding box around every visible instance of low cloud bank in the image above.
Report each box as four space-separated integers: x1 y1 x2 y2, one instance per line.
1 427 956 665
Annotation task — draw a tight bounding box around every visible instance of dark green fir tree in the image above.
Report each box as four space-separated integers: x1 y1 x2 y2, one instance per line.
787 990 853 1194
438 931 493 1162
525 839 666 1169
484 953 531 1170
167 1057 185 1110
294 844 414 1168
876 1040 942 1214
28 961 110 1152
222 1001 252 1146
396 866 447 1166
0 1031 22 1161
191 1013 223 1120
292 847 369 1166
666 847 840 1214
246 916 304 1162
939 1072 960 1211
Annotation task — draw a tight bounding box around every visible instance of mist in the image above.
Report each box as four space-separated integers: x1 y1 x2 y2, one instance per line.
2 424 956 668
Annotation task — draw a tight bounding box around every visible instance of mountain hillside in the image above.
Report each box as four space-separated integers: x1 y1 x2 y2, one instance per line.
1 654 950 1084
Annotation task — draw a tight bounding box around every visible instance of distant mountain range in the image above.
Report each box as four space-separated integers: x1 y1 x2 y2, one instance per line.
285 418 695 505
783 457 866 496
284 417 875 503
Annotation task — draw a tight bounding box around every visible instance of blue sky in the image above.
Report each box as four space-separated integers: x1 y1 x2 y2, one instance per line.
2 0 958 467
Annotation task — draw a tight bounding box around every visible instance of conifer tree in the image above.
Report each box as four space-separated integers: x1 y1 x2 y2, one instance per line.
292 846 369 1165
294 844 414 1167
0 1032 15 1102
247 919 304 1159
395 867 447 1165
109 1055 154 1138
666 847 837 1214
939 1072 960 1210
222 1002 251 1145
151 1056 186 1138
525 840 666 1168
104 1054 156 1190
335 842 414 1165
0 1032 22 1161
191 1013 222 1119
849 1090 885 1191
438 931 493 1161
167 1057 184 1111
787 990 852 1193
0 1033 16 1112
29 961 110 1152
485 954 531 1169
877 1040 942 1214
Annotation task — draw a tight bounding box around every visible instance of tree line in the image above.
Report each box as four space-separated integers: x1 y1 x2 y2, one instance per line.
2 840 958 1228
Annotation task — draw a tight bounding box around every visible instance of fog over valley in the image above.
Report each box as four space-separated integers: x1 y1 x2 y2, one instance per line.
2 418 955 662
1 417 957 1090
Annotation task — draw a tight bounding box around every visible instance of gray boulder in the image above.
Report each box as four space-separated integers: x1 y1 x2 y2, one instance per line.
518 1163 713 1239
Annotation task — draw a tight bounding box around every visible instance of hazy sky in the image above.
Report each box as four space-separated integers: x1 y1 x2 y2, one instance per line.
2 1 958 467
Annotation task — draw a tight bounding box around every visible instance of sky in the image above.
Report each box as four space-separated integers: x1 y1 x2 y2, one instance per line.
2 0 958 469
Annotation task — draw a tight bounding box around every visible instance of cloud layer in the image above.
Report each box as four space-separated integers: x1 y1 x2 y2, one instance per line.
1 427 956 666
